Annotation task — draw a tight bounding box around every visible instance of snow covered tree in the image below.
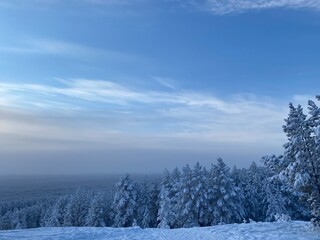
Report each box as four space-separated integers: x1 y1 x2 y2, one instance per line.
209 158 244 225
45 196 68 227
112 174 138 227
192 163 209 227
175 163 208 227
136 180 152 228
24 204 43 229
157 168 181 228
264 178 288 221
231 167 246 221
148 181 160 228
85 192 108 227
141 205 151 228
63 189 90 227
11 209 27 229
243 162 268 222
279 101 320 227
176 164 197 228
0 210 14 230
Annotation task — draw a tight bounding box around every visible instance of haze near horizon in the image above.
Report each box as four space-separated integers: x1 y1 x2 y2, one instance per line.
1 0 320 174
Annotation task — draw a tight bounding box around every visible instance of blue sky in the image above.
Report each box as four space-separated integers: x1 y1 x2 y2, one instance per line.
0 0 320 174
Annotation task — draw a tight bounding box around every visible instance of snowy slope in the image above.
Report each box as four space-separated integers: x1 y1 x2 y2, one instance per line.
0 221 319 240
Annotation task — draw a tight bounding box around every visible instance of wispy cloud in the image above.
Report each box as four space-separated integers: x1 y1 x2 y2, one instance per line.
85 0 146 6
190 0 320 14
0 79 277 114
153 76 178 90
0 0 147 8
1 0 318 14
0 78 291 152
0 39 95 56
0 38 140 63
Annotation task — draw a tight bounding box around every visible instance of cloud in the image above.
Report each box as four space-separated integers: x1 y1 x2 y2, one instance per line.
0 108 125 151
85 0 144 5
1 0 318 14
0 0 147 9
0 38 139 63
153 76 178 90
0 78 292 152
0 79 280 114
191 0 320 14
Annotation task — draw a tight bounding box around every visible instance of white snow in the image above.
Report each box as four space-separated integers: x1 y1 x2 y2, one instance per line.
0 221 319 240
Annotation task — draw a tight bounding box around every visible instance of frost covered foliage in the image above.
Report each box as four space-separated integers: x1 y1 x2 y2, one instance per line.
264 96 320 227
157 168 181 228
85 193 110 227
0 161 314 230
112 174 138 227
209 159 244 225
156 160 301 229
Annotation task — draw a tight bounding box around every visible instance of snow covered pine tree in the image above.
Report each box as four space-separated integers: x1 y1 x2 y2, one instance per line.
112 174 138 227
278 98 320 227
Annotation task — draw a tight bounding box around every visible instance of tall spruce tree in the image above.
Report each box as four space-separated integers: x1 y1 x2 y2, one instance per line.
280 101 320 227
112 174 138 227
209 158 244 224
63 189 90 227
85 192 108 227
157 168 181 228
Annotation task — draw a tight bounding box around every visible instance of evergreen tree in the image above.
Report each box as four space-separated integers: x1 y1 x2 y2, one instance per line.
244 162 268 222
192 163 208 227
136 180 152 228
149 181 160 228
0 210 13 230
264 179 288 221
176 164 197 228
112 174 138 227
231 166 247 221
141 205 151 229
45 196 68 227
209 158 244 225
280 101 320 226
176 163 207 227
11 209 27 229
157 168 181 228
85 192 108 227
63 189 90 227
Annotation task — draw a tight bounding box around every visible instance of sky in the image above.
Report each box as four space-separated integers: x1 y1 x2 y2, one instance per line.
0 0 320 175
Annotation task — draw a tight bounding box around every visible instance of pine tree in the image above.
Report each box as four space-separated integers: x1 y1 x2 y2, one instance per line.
280 101 320 227
63 188 90 227
85 192 108 227
244 162 268 222
192 163 208 227
141 205 151 229
11 209 27 229
157 168 181 228
176 163 207 227
264 178 288 221
149 181 160 228
112 174 138 227
176 164 197 228
136 180 152 228
209 158 244 225
231 166 246 222
0 210 13 230
45 196 68 227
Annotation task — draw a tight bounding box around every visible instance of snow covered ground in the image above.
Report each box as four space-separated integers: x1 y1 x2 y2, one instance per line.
0 221 319 240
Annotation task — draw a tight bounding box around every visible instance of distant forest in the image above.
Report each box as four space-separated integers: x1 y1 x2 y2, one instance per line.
1 96 320 230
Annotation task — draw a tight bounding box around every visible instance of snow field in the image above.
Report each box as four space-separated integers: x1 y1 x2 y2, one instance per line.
1 221 319 240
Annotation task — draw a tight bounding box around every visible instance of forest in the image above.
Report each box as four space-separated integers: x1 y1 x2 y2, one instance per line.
0 96 320 230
